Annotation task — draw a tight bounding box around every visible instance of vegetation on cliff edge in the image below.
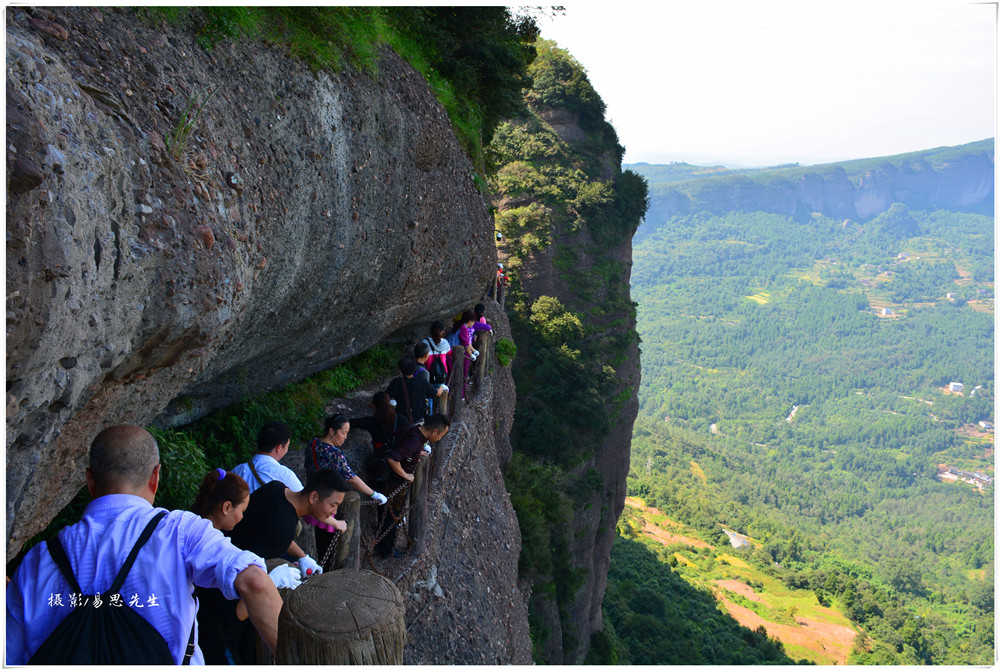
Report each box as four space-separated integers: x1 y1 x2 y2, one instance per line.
488 39 647 662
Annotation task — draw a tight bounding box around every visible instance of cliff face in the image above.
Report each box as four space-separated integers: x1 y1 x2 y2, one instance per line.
637 143 995 238
489 41 645 664
6 8 495 559
518 224 639 664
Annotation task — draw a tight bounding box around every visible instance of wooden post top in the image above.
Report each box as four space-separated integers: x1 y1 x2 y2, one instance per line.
281 568 403 636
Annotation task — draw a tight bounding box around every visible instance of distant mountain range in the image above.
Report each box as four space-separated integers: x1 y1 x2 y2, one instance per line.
628 139 994 239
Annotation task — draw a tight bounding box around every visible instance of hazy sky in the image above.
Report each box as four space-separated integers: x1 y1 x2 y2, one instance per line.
536 1 996 167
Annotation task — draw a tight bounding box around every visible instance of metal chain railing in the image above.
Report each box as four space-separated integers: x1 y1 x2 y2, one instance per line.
310 330 492 575
311 475 420 574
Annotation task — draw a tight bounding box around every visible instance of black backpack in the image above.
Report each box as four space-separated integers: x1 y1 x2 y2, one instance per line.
364 415 412 483
29 511 196 665
429 356 448 385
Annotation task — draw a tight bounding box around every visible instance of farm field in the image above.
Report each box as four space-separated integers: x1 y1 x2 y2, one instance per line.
625 202 994 664
619 499 858 665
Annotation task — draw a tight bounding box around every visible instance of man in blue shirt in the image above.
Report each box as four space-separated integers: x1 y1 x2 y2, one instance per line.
233 421 304 494
6 425 283 664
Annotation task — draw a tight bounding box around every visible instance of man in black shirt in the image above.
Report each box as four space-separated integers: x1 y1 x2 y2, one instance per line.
230 468 350 564
210 469 351 663
375 414 450 558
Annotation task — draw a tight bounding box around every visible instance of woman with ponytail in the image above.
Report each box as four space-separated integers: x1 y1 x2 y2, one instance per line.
191 468 250 531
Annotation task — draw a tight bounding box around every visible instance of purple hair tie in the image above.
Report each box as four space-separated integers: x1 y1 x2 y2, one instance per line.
216 468 227 480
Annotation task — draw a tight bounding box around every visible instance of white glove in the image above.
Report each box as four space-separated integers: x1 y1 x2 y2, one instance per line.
268 563 301 590
370 491 388 505
423 443 432 455
297 555 323 577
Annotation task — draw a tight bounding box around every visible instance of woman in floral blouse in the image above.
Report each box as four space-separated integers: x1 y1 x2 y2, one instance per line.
305 414 387 558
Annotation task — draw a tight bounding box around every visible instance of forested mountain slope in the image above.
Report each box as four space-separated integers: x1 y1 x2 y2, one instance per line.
488 40 647 663
603 142 995 664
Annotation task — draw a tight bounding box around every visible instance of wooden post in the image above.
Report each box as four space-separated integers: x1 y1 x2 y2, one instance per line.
276 569 405 664
334 491 361 571
474 330 491 391
437 388 449 416
448 344 465 422
408 454 431 556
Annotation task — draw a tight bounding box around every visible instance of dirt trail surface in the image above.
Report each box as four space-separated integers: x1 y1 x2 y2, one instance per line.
640 519 713 549
716 597 856 665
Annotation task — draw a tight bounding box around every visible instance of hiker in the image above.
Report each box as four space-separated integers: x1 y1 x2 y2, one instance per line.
191 468 250 532
232 421 303 494
304 414 388 560
450 309 490 387
5 425 282 664
229 468 349 565
373 414 451 559
223 469 351 663
386 355 441 424
191 469 301 664
413 341 449 414
489 262 505 298
474 302 491 327
352 391 410 456
354 391 411 487
424 320 453 380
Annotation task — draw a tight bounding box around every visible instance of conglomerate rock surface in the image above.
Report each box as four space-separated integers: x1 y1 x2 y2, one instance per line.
6 7 496 561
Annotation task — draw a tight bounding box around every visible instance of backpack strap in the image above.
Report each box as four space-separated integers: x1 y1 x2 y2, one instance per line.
45 533 83 597
47 511 194 664
400 376 413 423
108 511 168 595
182 611 196 665
111 512 197 664
46 510 168 598
309 438 321 471
247 456 266 488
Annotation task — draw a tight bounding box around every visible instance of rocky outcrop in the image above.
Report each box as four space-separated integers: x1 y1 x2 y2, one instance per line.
6 7 496 560
493 74 643 661
515 209 639 665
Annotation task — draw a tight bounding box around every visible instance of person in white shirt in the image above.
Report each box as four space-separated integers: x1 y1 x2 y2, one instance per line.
5 425 282 664
233 421 303 493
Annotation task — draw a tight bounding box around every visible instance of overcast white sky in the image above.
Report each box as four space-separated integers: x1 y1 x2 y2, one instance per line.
536 1 997 167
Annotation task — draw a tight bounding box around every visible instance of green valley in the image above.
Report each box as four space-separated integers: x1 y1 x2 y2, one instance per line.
598 144 994 665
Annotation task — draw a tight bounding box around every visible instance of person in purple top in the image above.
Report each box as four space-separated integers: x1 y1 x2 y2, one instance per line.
5 425 282 664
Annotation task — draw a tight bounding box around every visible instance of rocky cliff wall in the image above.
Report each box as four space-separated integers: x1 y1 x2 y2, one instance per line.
515 217 639 664
492 81 643 660
6 7 496 560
